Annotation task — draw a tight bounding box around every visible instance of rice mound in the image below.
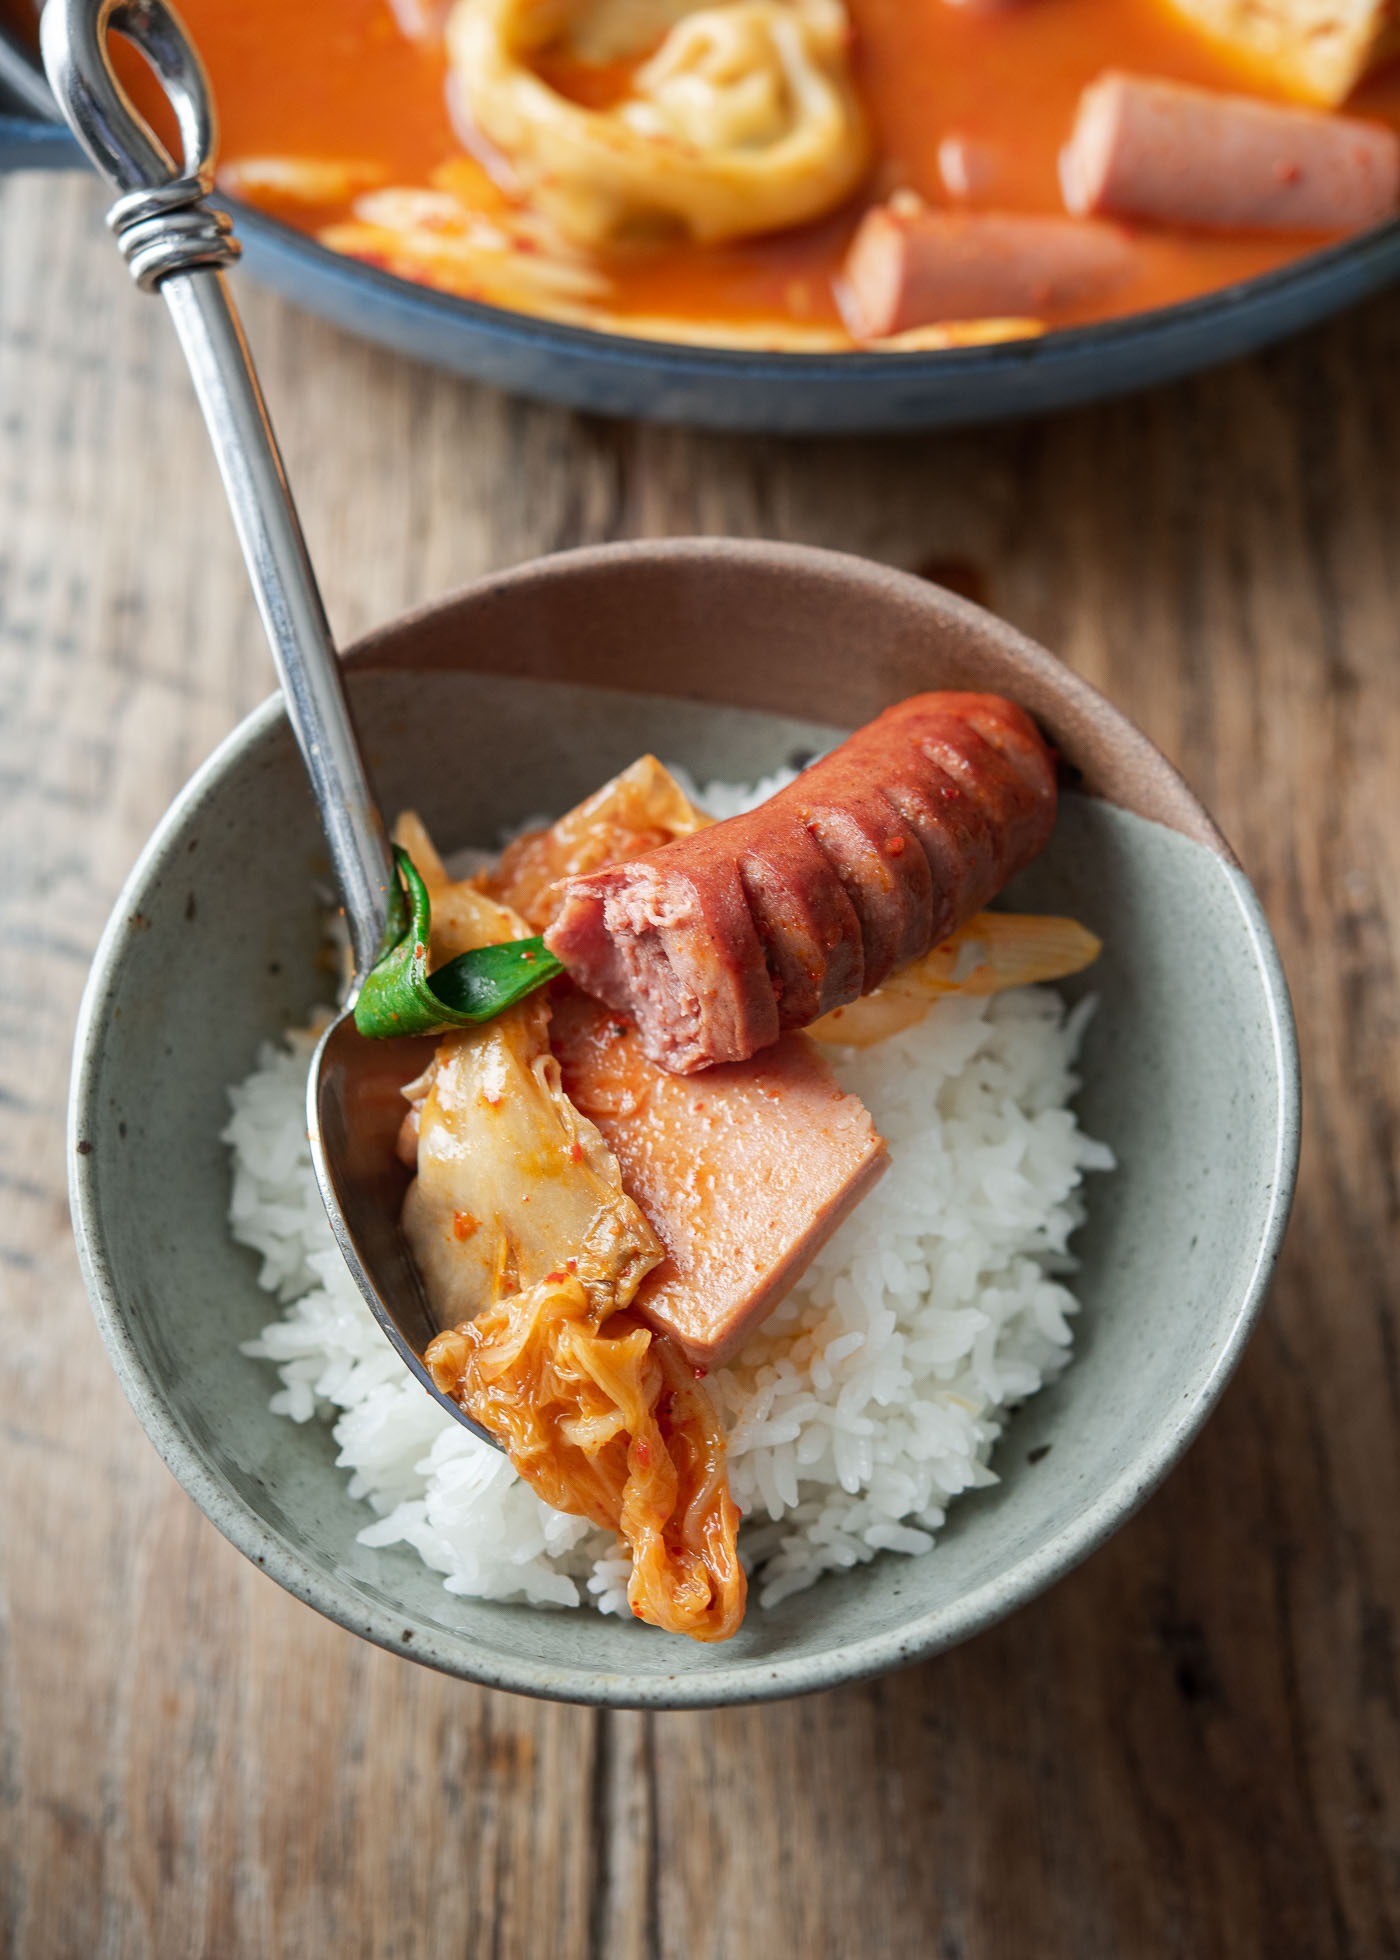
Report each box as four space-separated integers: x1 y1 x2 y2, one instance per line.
225 777 1112 1618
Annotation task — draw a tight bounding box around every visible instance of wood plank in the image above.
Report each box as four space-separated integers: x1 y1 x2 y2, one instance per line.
0 167 1397 1957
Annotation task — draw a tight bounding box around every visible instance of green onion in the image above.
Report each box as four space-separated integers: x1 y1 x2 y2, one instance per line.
353 848 562 1039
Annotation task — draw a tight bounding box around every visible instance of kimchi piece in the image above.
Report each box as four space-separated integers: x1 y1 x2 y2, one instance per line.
395 814 745 1640
807 912 1103 1047
480 752 712 930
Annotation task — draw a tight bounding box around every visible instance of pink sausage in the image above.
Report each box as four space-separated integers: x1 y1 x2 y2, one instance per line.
838 204 1137 342
1061 71 1400 234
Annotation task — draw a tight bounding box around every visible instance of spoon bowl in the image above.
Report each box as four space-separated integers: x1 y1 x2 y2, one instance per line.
309 1014 493 1430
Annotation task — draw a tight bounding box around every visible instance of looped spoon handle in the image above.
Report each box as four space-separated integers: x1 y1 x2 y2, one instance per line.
42 0 395 979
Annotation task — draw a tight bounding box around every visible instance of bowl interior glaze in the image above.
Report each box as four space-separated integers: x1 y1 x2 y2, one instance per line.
69 542 1299 1706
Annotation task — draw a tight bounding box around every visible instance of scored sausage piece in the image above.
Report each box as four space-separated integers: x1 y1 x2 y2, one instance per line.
1061 70 1400 233
735 821 866 1028
838 203 1139 341
551 990 888 1369
544 693 1058 1074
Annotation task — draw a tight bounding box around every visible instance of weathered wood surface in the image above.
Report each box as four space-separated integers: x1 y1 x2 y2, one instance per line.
1 170 1397 1960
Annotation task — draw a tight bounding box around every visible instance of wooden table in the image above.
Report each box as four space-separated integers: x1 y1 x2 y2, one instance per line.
2 168 1397 1960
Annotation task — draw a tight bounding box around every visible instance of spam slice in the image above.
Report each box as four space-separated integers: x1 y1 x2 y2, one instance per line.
550 988 887 1369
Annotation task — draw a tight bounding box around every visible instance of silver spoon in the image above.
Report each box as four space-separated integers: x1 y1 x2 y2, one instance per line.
43 0 500 1447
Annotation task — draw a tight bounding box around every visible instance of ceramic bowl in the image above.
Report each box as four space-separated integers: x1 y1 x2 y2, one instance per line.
68 540 1299 1707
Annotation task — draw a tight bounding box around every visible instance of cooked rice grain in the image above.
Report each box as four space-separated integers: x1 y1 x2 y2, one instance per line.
228 981 1110 1616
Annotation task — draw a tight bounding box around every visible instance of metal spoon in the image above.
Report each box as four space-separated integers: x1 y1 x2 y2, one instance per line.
43 0 499 1447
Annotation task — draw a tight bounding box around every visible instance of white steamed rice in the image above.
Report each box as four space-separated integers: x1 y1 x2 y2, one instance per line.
225 773 1113 1617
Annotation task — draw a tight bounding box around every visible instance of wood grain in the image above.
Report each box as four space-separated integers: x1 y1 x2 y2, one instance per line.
2 170 1398 1959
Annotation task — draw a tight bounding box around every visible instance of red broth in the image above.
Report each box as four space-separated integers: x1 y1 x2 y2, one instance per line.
10 0 1400 341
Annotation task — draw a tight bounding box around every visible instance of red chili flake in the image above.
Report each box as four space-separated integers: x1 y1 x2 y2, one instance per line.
885 835 906 856
545 1268 567 1284
522 949 536 962
568 1141 584 1163
634 1440 652 1469
693 1367 707 1381
566 1258 578 1273
452 1211 478 1241
415 943 426 958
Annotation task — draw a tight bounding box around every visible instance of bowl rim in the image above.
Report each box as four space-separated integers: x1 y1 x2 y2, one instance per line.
67 539 1302 1707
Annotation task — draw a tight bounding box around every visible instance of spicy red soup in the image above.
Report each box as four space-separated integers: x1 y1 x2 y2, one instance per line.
11 0 1400 348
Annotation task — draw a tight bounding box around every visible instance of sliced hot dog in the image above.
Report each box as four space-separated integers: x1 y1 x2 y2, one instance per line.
1061 70 1400 232
838 202 1138 342
544 693 1058 1074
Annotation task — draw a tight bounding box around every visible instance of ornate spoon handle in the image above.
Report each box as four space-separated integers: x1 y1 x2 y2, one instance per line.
42 0 395 978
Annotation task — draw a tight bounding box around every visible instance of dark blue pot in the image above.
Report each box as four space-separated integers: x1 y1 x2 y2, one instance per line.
6 28 1400 432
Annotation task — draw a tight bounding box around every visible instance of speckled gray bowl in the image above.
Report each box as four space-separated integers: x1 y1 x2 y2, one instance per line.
68 540 1299 1707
